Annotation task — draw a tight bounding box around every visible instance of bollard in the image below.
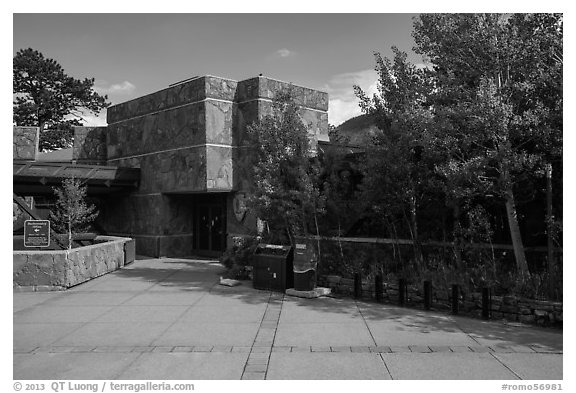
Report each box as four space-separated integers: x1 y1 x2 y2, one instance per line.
482 287 491 320
398 278 406 306
424 280 432 310
451 284 459 315
375 274 383 302
354 273 362 299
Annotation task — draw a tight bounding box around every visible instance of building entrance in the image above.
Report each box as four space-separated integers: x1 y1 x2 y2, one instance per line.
192 194 227 256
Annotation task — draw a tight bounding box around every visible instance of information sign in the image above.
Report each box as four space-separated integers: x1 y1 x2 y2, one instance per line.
24 220 50 248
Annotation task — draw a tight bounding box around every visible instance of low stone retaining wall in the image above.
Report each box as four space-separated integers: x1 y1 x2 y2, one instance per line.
13 236 135 291
318 274 562 328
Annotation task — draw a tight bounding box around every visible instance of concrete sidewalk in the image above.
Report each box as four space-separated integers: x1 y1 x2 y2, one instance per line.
13 257 563 380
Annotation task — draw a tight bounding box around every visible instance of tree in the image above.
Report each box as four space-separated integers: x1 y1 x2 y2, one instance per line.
246 91 325 249
49 178 98 250
13 48 110 150
412 13 563 275
354 47 437 271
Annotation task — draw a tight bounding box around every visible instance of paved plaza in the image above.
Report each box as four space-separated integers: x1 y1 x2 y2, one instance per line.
13 257 563 380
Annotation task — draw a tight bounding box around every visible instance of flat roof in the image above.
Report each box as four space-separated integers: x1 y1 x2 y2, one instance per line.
14 161 140 195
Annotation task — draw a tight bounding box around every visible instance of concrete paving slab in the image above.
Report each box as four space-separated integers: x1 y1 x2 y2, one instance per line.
453 316 563 351
381 352 519 379
43 291 137 306
96 305 188 323
14 323 83 350
194 292 271 307
361 312 464 331
78 279 156 292
147 282 215 292
367 322 479 347
13 292 63 312
267 352 391 379
13 352 141 380
51 322 172 347
242 372 266 380
14 305 113 324
180 304 267 323
153 322 260 347
121 292 206 306
358 303 458 324
274 322 375 347
279 299 362 323
117 353 249 380
492 353 563 380
231 346 251 353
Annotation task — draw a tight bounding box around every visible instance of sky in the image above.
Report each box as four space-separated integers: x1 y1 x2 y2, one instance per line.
13 13 423 127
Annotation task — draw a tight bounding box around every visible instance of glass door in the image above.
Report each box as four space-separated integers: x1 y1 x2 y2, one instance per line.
193 197 226 256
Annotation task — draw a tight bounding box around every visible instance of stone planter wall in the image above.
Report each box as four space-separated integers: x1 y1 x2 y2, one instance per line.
13 236 135 291
318 274 562 328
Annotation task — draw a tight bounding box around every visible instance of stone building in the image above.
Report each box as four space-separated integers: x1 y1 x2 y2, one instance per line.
13 75 329 258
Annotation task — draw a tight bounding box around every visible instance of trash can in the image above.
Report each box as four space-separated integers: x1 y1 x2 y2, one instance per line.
252 244 294 292
293 242 317 291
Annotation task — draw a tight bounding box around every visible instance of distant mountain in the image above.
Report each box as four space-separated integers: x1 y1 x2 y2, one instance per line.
332 114 383 146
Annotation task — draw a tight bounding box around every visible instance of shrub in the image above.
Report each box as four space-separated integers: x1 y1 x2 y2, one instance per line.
219 236 259 279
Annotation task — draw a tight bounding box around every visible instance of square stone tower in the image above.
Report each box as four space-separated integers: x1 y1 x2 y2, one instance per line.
101 75 328 257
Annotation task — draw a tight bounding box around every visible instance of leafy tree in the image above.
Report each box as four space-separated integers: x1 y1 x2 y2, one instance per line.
412 13 563 274
13 48 110 150
49 178 98 250
246 92 325 250
354 47 438 271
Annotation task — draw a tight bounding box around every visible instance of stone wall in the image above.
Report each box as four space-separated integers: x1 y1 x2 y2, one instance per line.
73 126 107 164
318 274 563 328
106 76 236 193
107 76 238 124
13 126 39 160
97 194 194 257
236 77 328 111
13 236 135 291
103 75 329 256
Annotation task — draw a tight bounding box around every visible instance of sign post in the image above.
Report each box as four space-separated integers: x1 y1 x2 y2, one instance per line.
24 220 51 248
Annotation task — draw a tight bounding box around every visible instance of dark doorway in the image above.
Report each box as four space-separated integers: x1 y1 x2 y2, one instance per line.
192 193 227 257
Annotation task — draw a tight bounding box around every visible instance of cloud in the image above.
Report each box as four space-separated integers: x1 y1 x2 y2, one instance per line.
275 48 294 58
94 81 136 96
65 110 108 127
323 69 379 126
82 111 108 126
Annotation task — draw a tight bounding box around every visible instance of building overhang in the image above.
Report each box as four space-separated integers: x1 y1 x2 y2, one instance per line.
13 161 140 196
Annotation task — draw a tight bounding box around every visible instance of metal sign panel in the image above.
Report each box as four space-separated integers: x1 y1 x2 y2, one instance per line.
24 220 50 248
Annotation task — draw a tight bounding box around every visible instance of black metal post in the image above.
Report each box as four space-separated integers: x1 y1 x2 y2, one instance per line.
398 278 406 306
354 273 362 299
424 280 432 310
482 287 491 320
451 284 459 315
375 274 383 302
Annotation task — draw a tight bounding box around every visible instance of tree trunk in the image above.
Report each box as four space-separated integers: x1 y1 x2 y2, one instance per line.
68 218 72 250
313 211 321 265
452 203 463 270
503 184 529 275
410 194 424 271
337 219 345 261
546 163 554 298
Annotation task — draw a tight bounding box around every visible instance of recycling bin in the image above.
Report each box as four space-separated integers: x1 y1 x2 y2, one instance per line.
293 242 317 291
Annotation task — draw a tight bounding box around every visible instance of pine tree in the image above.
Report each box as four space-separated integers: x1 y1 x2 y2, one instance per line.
13 48 109 150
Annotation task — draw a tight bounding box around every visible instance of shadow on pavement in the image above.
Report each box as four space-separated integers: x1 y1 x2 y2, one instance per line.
72 257 562 350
